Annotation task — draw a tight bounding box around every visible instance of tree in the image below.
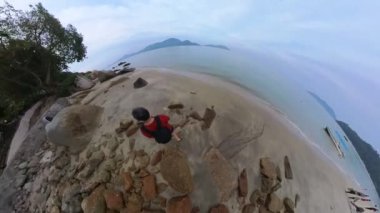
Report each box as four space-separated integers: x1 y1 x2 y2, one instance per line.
0 2 86 121
0 2 86 87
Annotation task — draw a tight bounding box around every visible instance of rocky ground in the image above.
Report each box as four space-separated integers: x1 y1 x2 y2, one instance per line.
1 69 357 213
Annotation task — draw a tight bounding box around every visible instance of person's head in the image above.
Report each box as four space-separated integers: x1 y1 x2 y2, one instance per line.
132 107 150 122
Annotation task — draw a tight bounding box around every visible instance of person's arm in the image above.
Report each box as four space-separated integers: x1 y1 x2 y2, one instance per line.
173 131 181 142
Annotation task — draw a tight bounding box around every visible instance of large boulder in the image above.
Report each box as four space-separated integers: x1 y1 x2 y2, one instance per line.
46 105 103 153
160 149 193 194
203 147 237 201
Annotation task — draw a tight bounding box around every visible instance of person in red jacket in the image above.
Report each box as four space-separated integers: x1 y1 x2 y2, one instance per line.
132 107 181 143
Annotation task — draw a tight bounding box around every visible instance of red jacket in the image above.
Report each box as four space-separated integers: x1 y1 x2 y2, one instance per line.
141 115 173 138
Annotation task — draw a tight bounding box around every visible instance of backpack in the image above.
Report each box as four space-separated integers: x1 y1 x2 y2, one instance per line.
142 116 172 144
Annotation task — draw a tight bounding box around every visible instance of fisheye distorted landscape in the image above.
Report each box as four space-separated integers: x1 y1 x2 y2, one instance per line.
0 1 379 213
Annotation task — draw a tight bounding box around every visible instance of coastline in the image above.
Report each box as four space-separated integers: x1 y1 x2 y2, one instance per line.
2 68 373 212
86 68 360 211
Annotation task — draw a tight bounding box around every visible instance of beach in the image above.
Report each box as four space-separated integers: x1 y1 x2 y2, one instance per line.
79 68 359 212
0 68 368 212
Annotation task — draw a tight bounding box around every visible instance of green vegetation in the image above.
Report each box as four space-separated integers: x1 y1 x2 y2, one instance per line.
0 2 86 122
337 120 380 196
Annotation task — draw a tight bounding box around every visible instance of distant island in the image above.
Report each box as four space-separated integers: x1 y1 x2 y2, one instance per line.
309 91 380 196
117 38 229 62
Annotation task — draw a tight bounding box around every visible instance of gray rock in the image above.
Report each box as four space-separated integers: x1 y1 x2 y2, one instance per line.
77 150 105 180
90 150 105 165
107 139 119 152
284 156 293 179
135 154 150 169
45 105 103 153
61 195 82 213
48 168 62 182
101 159 116 172
266 193 283 212
40 151 54 164
61 184 82 213
18 162 28 170
28 156 39 168
133 77 148 88
203 147 236 201
24 182 32 191
284 197 295 213
18 169 27 175
242 204 256 213
260 157 277 179
55 155 70 169
129 138 136 151
15 175 27 188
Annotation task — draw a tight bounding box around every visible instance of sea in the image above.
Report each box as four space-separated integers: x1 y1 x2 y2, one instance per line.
112 46 380 205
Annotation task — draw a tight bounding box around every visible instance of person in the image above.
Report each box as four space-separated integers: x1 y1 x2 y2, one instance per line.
132 107 181 144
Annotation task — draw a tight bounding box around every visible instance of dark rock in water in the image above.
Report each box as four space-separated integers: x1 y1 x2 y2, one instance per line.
260 157 277 179
238 169 248 197
168 103 184 110
133 77 148 89
201 106 216 130
167 195 192 213
284 156 293 179
266 193 283 212
123 63 131 67
284 197 295 213
242 204 256 213
118 62 126 66
210 204 229 213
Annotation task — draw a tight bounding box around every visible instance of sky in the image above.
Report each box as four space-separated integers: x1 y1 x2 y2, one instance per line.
3 0 380 152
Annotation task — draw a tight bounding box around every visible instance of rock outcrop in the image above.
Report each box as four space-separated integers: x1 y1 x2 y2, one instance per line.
204 147 236 201
160 149 193 194
45 105 103 153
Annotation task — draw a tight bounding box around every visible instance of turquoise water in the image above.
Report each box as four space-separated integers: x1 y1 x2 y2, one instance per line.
114 46 379 205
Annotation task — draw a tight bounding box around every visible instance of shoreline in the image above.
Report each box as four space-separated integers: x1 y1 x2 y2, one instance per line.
140 67 359 183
